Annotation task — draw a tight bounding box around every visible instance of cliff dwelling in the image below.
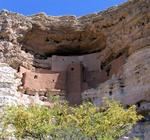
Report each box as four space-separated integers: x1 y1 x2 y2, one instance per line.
18 51 127 105
0 0 150 139
0 0 149 107
17 16 128 105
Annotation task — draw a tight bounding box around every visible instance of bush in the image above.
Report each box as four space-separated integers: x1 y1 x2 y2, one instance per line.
0 105 54 139
0 99 142 140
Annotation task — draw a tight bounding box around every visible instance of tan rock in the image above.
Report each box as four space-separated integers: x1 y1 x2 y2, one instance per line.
0 0 149 107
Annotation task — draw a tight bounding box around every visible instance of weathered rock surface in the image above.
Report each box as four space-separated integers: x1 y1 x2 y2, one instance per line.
0 0 150 139
83 47 150 107
0 0 149 68
0 63 46 107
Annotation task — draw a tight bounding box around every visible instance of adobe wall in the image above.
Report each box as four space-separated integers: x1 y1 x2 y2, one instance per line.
66 63 83 105
82 54 126 89
19 52 127 104
20 65 54 74
51 52 101 72
20 68 66 94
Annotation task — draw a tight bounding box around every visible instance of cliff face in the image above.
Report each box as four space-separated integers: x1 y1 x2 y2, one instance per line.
0 0 149 104
0 0 149 68
0 63 48 107
0 0 150 139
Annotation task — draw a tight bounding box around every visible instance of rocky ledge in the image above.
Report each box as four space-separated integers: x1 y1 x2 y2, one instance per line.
0 0 150 108
0 0 149 62
0 0 150 139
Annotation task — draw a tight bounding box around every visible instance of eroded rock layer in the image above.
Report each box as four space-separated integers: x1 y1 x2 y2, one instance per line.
0 0 149 106
0 0 149 104
0 0 150 139
0 0 149 67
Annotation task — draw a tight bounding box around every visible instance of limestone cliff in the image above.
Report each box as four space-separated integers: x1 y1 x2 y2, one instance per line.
0 0 149 107
0 0 149 68
0 0 150 139
0 63 47 107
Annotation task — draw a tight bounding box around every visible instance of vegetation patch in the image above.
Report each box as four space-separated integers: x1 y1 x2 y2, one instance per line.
0 99 142 140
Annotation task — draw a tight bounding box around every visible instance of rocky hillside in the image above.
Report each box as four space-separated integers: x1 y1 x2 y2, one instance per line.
0 0 150 139
0 0 149 67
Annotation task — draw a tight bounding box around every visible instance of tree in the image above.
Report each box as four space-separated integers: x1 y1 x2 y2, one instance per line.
0 99 142 140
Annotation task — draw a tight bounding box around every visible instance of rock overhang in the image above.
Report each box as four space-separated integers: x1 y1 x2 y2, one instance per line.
22 31 106 56
0 0 149 57
0 0 149 114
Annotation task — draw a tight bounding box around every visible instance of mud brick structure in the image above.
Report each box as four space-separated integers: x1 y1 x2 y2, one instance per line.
0 0 150 138
0 0 149 113
18 52 127 104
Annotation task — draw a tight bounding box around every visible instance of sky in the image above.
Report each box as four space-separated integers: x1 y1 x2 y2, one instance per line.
0 0 127 17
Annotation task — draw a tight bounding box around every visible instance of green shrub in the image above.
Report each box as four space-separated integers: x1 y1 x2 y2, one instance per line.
0 99 142 140
1 105 54 139
52 99 142 140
